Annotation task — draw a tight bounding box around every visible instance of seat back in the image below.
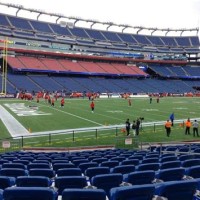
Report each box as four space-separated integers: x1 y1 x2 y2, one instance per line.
53 163 75 172
160 161 181 169
185 166 200 178
156 168 185 182
57 168 82 177
79 162 98 173
91 173 123 196
181 159 200 167
110 165 135 175
0 176 15 189
16 176 52 187
110 184 155 200
155 180 198 200
137 163 160 171
55 176 87 195
62 188 106 200
29 169 55 178
125 170 155 185
3 187 57 200
0 168 28 178
85 167 110 180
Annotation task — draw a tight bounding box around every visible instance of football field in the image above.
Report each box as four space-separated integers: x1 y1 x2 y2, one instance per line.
0 97 200 147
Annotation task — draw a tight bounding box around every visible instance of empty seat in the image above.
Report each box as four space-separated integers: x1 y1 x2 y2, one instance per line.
160 161 181 169
142 158 159 164
55 176 87 195
2 163 26 170
155 180 198 200
100 161 119 168
85 167 110 180
27 163 50 170
123 170 155 185
110 165 135 175
156 168 185 182
179 155 195 161
91 173 123 196
110 184 155 200
3 187 57 200
137 163 160 171
62 188 106 200
12 160 30 165
16 176 52 187
121 159 139 166
185 166 200 178
72 159 89 167
53 163 75 172
110 157 126 162
0 176 15 189
57 168 82 177
29 169 55 179
92 158 108 164
160 156 177 163
181 159 200 168
79 162 98 173
0 168 28 178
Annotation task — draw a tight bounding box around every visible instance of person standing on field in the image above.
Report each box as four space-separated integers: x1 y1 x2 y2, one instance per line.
125 119 130 136
192 120 199 137
90 101 95 113
185 118 191 135
165 119 172 137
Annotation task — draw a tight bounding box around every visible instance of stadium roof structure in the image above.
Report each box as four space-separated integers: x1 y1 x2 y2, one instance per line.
0 1 199 36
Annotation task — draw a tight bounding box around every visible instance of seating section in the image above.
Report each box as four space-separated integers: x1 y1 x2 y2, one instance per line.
0 146 199 199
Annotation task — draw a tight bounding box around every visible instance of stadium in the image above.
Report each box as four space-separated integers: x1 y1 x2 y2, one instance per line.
0 1 200 199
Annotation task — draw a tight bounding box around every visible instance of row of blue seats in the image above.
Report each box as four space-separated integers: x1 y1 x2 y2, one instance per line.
1 165 200 189
0 178 200 200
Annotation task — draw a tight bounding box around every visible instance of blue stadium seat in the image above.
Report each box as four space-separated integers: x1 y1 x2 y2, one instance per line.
29 169 55 179
53 163 75 172
155 180 198 200
179 155 195 161
27 163 50 170
85 167 110 180
137 163 160 171
3 187 58 200
160 160 181 169
121 159 139 166
160 156 178 163
110 165 135 175
57 168 82 177
0 168 28 178
0 176 15 189
79 162 98 173
110 184 155 200
123 170 155 185
185 166 200 178
181 159 200 168
16 176 52 187
156 168 185 182
2 163 26 169
91 173 123 197
62 188 106 200
55 176 87 195
100 161 119 168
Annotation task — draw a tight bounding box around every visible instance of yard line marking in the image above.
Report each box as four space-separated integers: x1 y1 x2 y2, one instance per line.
41 103 103 126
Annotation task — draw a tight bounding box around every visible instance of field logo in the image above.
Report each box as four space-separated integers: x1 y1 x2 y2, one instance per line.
4 103 52 116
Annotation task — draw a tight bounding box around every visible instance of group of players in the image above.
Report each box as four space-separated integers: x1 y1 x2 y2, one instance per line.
125 118 141 137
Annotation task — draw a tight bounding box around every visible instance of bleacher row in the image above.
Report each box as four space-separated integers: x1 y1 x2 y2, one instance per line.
0 146 200 199
149 65 200 78
0 13 199 52
2 74 200 94
7 56 146 76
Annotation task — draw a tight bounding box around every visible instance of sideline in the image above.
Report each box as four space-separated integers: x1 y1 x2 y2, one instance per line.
0 105 29 137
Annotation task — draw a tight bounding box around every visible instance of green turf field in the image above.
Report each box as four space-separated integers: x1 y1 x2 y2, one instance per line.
0 97 200 149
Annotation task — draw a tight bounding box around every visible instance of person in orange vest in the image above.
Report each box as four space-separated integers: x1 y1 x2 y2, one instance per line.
60 97 65 108
90 101 95 113
165 119 172 137
185 118 191 135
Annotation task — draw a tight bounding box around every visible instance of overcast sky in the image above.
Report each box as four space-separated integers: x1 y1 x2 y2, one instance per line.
0 0 200 35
